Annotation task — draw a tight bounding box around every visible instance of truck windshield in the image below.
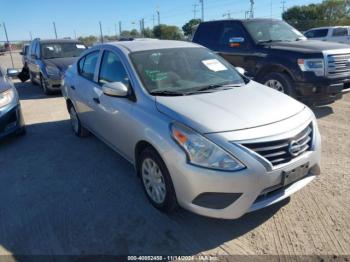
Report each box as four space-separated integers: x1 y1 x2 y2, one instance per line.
130 47 245 96
41 43 86 59
244 20 306 43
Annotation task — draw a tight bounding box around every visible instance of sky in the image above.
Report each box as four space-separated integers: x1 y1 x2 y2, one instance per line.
0 0 323 41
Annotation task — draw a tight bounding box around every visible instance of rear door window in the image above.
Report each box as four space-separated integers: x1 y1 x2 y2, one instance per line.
332 28 348 37
219 22 248 49
194 22 224 50
79 51 99 81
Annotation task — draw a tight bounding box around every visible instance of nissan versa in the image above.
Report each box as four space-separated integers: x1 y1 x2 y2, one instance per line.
62 40 321 219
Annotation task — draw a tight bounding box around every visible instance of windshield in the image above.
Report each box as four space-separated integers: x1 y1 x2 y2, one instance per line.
41 42 86 59
244 20 306 43
130 47 245 95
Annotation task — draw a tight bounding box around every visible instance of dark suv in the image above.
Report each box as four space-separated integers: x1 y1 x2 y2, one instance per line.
193 19 350 105
27 38 86 94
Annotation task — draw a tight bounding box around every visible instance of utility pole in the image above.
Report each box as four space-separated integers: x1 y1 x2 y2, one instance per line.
281 0 286 13
199 0 204 21
192 4 198 19
152 15 155 27
53 22 58 39
29 31 33 40
223 11 231 19
119 21 122 36
139 19 145 37
249 0 254 19
114 23 117 36
245 11 250 19
74 30 77 39
99 21 103 43
156 8 160 25
1 22 14 68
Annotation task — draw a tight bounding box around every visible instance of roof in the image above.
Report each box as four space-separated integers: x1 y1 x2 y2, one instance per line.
306 26 350 31
36 38 82 44
200 18 281 24
105 39 202 52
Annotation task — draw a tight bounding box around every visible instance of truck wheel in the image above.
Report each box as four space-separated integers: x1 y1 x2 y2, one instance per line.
261 72 296 97
139 147 178 213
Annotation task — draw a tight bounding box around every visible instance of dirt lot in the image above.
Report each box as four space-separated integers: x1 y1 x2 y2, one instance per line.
0 53 349 257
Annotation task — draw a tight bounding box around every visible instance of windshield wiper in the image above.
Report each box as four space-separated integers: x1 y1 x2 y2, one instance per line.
257 39 288 44
195 83 244 92
150 90 186 96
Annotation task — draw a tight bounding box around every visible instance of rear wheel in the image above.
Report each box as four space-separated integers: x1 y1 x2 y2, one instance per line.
261 72 296 97
69 105 89 137
139 147 178 212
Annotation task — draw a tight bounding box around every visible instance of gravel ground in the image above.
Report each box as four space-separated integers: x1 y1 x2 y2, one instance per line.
0 53 349 257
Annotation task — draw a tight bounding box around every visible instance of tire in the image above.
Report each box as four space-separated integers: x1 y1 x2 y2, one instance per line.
30 72 38 85
40 75 51 95
68 105 90 137
260 72 296 97
139 147 178 212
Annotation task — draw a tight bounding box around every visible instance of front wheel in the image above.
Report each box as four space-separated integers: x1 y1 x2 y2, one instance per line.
139 147 178 212
40 75 51 95
261 72 296 97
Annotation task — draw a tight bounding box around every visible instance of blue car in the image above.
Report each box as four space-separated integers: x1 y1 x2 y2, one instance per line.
0 67 25 139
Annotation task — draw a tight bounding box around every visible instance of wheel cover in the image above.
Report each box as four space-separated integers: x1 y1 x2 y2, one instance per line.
69 107 79 134
141 158 166 204
265 79 285 92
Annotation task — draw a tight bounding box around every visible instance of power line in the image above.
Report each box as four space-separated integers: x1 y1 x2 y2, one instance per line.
193 3 199 19
199 0 204 21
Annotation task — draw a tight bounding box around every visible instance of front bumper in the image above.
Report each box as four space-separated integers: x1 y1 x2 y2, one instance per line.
0 103 25 139
163 111 321 219
45 76 63 91
295 73 350 105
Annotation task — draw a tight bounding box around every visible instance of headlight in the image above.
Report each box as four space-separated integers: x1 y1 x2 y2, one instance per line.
0 88 16 108
46 65 60 77
297 58 324 76
170 122 246 171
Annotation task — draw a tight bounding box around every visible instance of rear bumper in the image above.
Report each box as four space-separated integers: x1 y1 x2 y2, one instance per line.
0 104 25 139
46 77 63 91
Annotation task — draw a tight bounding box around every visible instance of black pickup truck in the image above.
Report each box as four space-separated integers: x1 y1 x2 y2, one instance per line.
193 19 350 105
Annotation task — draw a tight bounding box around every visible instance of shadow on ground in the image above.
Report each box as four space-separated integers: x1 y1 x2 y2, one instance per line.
0 81 288 255
312 106 334 119
14 81 61 100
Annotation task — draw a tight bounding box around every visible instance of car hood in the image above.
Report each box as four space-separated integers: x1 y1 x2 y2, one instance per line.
43 57 78 73
156 81 305 134
265 39 350 53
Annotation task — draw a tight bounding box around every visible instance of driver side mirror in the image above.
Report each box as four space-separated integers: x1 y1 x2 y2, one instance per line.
102 82 129 97
235 67 246 75
6 68 20 78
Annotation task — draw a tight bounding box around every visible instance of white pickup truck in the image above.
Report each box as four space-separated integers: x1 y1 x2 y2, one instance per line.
304 26 350 44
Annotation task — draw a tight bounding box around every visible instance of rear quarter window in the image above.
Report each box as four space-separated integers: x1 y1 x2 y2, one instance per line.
305 29 328 38
193 22 224 50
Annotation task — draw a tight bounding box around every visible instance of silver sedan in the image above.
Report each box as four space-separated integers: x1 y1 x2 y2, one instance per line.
61 40 321 219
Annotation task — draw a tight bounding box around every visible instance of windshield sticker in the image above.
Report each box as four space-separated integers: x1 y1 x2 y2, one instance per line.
76 44 86 49
145 70 168 81
202 59 227 72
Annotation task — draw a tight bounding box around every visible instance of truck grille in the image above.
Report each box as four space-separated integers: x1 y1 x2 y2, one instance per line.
242 124 313 167
327 53 350 77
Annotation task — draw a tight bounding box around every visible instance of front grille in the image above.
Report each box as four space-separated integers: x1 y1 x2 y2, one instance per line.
242 124 313 167
327 53 350 77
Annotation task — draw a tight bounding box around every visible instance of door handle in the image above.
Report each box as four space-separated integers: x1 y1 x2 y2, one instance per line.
70 85 75 90
93 97 100 104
